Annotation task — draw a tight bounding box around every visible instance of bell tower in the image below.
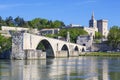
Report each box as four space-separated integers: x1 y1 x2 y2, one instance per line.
89 12 97 28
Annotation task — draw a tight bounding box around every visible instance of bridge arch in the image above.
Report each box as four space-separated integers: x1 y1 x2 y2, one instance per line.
61 44 69 57
74 46 79 51
36 39 54 58
82 48 85 52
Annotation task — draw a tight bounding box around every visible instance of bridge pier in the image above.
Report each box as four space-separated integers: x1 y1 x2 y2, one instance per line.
56 51 68 58
69 51 79 57
25 50 46 59
55 51 79 58
10 31 25 59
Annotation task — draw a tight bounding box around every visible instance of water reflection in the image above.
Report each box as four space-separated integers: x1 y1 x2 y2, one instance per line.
0 57 120 80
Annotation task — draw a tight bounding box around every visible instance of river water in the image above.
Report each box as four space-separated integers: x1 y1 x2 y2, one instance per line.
0 56 120 80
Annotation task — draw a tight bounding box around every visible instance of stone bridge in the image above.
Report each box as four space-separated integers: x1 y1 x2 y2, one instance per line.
11 32 86 59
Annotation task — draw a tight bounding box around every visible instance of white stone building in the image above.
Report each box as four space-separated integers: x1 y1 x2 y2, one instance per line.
40 28 60 35
0 26 39 37
76 12 109 51
76 35 93 50
84 27 98 38
1 26 29 31
66 24 82 28
97 19 109 38
85 12 98 37
87 12 109 38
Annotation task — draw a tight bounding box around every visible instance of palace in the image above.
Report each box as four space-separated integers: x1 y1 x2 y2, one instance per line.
65 12 109 39
76 12 109 50
88 12 109 38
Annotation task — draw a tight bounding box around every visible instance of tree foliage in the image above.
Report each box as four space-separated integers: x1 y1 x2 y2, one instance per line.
36 43 45 51
0 16 6 27
107 26 120 49
59 28 88 43
45 34 58 38
14 16 28 27
5 16 14 26
0 16 65 29
95 31 103 39
0 34 12 53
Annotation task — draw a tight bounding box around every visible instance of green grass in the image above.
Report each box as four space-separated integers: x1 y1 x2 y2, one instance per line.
79 52 120 57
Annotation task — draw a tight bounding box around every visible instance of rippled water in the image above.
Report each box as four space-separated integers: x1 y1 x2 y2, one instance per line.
0 56 120 80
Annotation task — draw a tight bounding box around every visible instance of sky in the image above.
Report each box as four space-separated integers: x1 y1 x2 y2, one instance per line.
0 0 120 28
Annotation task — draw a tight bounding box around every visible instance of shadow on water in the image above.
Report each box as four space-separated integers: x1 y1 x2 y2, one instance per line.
0 57 120 80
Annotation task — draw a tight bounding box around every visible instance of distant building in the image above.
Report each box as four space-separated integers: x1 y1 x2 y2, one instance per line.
97 19 108 38
80 12 109 39
40 28 60 35
76 12 109 51
66 24 82 28
84 27 98 38
81 12 98 37
0 26 39 37
76 35 93 50
64 12 108 39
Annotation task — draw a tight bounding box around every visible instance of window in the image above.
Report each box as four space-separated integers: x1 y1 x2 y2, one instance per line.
83 44 86 46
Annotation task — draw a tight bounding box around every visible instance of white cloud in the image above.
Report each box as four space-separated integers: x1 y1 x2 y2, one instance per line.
0 3 49 10
74 0 96 6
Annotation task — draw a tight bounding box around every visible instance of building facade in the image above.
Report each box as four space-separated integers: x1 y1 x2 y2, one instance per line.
66 24 82 28
76 35 93 50
97 20 108 38
40 28 60 35
82 12 98 38
1 26 39 37
88 13 108 38
76 12 109 51
84 27 98 38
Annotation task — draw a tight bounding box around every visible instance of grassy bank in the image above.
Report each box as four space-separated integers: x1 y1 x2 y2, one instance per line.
79 52 120 57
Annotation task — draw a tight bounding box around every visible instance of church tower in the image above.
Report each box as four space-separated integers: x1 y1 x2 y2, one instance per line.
89 12 97 28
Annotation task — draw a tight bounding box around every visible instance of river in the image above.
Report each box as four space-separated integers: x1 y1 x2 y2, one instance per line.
0 56 120 80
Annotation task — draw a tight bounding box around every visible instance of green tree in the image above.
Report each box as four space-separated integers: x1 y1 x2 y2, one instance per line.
5 16 14 26
29 18 40 28
95 31 103 39
0 16 7 29
36 43 45 51
59 28 88 43
0 16 3 27
107 26 120 49
52 20 65 28
29 18 44 29
45 34 58 38
14 16 27 27
40 19 48 25
0 16 65 29
0 34 12 53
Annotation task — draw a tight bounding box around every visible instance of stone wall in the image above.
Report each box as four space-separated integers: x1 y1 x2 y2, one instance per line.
11 31 25 59
56 51 68 58
25 50 46 59
91 43 111 51
69 51 79 57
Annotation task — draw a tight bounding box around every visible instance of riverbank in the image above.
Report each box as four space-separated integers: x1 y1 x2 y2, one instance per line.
79 52 120 57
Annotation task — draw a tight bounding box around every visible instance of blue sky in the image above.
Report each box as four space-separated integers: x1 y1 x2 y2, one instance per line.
0 0 120 28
